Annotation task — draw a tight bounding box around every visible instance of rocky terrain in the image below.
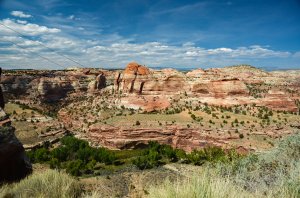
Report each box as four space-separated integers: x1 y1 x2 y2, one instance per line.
1 63 300 153
0 72 32 182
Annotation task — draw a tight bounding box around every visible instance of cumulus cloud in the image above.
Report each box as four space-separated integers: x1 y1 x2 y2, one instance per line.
0 19 61 36
0 16 296 69
11 11 32 18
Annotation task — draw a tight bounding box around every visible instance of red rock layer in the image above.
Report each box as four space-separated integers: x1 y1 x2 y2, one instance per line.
87 124 234 152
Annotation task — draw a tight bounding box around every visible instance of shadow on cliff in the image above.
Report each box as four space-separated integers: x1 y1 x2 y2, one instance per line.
0 68 32 183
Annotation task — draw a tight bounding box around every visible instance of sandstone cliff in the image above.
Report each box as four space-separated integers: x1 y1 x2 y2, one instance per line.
113 63 298 112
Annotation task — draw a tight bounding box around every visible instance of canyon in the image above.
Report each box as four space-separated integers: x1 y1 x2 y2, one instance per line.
1 63 300 153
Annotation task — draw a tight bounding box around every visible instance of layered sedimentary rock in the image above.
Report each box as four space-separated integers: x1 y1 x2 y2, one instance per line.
87 124 233 152
1 69 110 103
114 63 299 112
115 63 300 112
262 90 298 112
2 63 299 112
56 63 299 152
192 79 249 97
115 62 150 94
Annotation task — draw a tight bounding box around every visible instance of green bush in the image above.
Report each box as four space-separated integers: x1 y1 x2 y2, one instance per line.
186 147 229 165
66 160 84 176
26 136 117 176
133 142 175 169
132 141 235 170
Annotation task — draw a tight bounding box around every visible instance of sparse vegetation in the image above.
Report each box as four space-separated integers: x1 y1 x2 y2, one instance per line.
149 132 300 198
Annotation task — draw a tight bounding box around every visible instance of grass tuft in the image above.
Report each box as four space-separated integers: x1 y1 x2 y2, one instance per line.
0 169 81 198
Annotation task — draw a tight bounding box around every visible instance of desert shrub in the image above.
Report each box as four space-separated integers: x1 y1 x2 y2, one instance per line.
0 169 81 198
186 147 229 165
133 142 182 169
217 132 300 197
239 133 244 139
133 151 161 169
66 160 84 176
28 147 50 162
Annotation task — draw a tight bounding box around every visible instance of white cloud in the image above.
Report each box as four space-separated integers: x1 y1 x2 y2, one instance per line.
0 19 61 36
0 17 295 69
17 20 27 24
186 46 290 58
11 11 32 18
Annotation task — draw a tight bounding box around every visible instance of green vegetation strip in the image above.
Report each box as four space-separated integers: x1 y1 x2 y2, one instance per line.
26 136 240 176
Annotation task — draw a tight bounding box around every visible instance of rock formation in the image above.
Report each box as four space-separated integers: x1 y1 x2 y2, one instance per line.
87 124 233 152
115 62 150 94
0 122 32 182
2 63 298 112
192 79 249 97
53 63 300 153
0 68 32 182
88 72 106 92
113 63 299 112
262 90 298 112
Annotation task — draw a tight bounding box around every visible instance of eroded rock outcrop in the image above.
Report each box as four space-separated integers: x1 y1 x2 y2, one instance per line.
192 79 249 97
112 63 300 112
1 69 110 103
0 68 32 182
0 122 32 182
87 124 232 152
262 90 298 112
88 72 107 92
115 62 150 94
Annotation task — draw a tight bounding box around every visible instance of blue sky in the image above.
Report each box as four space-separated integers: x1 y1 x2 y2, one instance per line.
0 0 299 70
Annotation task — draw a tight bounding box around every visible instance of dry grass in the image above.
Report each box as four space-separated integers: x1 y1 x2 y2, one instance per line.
217 132 300 197
148 171 256 198
0 170 81 198
148 132 300 198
